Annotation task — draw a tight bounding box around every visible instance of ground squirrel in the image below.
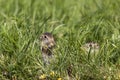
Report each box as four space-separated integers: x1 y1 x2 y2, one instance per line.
82 42 99 53
40 32 55 65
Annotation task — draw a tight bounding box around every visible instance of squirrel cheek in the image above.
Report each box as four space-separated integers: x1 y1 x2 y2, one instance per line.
50 42 55 47
47 43 54 48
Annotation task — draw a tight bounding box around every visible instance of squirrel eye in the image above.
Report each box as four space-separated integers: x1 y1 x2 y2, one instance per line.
44 35 47 38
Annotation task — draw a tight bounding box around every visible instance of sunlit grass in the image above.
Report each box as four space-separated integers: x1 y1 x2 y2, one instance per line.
0 0 120 79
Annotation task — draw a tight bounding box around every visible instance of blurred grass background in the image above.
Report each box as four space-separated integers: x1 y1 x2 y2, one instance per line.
0 0 120 80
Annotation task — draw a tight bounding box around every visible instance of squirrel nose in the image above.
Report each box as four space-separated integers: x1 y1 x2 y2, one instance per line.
40 35 45 40
40 36 42 40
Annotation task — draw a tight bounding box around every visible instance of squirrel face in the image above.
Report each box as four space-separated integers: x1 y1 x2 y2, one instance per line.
40 32 55 49
82 42 99 53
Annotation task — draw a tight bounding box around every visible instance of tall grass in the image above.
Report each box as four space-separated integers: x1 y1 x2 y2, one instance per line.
0 0 120 79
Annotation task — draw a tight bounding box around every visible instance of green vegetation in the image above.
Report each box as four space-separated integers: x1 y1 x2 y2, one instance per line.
0 0 120 79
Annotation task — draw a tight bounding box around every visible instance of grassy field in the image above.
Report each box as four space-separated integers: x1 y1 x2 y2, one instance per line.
0 0 120 80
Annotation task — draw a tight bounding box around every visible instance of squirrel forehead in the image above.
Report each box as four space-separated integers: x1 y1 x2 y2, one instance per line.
42 32 53 38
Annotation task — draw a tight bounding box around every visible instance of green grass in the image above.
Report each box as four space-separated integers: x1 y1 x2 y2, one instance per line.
0 0 120 80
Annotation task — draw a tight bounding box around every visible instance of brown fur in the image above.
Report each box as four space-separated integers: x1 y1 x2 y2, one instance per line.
40 32 55 65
